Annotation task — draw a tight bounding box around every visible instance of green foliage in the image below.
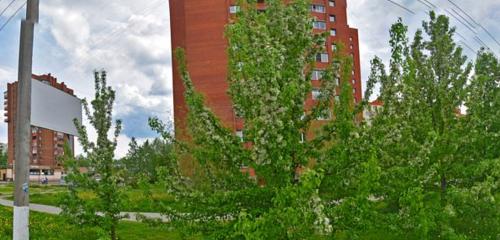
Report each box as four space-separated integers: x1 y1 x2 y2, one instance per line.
153 0 360 238
363 12 499 239
149 4 498 240
59 71 125 240
0 206 187 240
120 137 175 184
0 150 7 169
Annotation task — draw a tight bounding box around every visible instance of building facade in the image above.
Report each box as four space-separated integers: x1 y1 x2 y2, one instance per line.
169 0 362 137
4 74 75 181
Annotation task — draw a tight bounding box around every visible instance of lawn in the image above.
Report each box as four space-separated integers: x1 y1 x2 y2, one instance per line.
0 206 190 240
0 183 175 212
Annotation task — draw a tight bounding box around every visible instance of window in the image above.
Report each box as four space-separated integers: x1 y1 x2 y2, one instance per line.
332 44 338 52
316 53 329 63
236 130 244 142
318 109 332 120
229 5 240 14
335 77 340 85
329 0 336 7
312 89 321 100
311 4 325 13
29 169 41 175
330 28 337 36
349 37 353 41
350 44 353 49
329 15 336 22
313 21 326 30
311 70 324 80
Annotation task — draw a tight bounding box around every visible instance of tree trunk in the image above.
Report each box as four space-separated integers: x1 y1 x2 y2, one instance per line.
440 174 447 207
111 224 117 240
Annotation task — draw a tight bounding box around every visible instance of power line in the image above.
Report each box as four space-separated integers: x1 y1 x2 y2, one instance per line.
446 0 500 51
474 36 489 50
385 0 415 15
450 8 476 30
458 40 475 54
0 0 17 19
421 0 437 9
447 0 478 26
479 24 500 48
0 0 25 32
417 0 432 10
444 9 477 34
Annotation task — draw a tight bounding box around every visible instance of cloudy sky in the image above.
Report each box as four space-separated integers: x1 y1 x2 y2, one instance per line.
0 0 499 158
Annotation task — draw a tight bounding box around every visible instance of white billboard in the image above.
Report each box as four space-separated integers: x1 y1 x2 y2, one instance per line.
31 79 82 136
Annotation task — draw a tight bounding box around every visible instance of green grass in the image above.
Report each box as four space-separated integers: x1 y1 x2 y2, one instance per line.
0 206 189 240
1 184 175 212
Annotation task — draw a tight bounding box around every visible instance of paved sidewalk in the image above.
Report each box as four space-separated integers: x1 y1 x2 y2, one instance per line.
0 198 169 222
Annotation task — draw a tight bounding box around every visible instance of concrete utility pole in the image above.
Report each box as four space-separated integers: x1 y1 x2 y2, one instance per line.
13 0 38 239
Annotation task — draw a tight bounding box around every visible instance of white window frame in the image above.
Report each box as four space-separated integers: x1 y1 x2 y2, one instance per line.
317 109 332 120
329 15 336 22
330 28 337 36
236 130 244 142
316 53 329 63
313 21 326 30
311 69 324 80
329 0 336 7
229 5 240 14
311 4 325 13
312 89 321 100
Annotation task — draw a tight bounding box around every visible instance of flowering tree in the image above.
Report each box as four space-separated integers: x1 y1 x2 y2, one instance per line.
364 13 499 238
60 71 125 240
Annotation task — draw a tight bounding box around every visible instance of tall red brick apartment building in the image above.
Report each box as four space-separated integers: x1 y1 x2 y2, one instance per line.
3 74 75 181
169 0 362 137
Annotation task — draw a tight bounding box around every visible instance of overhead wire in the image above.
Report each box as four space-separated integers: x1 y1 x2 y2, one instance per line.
450 8 476 30
417 0 432 10
446 0 500 52
0 0 17 19
385 0 415 15
444 9 477 34
0 0 25 32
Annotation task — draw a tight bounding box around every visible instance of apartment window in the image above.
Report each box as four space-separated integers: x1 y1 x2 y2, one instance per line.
42 169 54 176
236 130 244 142
318 109 332 120
313 21 326 30
311 4 325 13
311 69 324 80
336 77 340 85
30 169 41 175
329 15 336 22
229 5 240 14
329 0 336 7
332 43 338 52
330 28 337 36
350 44 354 49
316 53 329 63
349 37 353 41
312 89 321 100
